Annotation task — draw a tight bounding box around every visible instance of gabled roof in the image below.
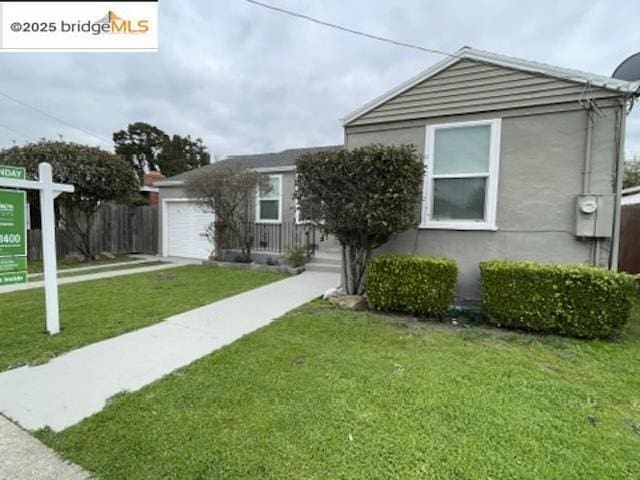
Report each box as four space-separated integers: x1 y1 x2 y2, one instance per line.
342 46 640 126
156 145 343 186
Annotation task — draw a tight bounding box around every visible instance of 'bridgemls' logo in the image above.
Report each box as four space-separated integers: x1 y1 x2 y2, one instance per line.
60 11 150 35
2 1 158 52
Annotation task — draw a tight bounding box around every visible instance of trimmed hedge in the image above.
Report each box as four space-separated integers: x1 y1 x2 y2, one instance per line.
480 259 635 339
366 254 457 317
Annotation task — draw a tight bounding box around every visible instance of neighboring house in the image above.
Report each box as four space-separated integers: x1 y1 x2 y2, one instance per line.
142 171 165 207
155 146 341 259
620 185 640 274
343 46 639 302
622 185 640 206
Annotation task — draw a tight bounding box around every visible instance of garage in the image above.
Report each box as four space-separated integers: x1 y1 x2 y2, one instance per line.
163 201 214 259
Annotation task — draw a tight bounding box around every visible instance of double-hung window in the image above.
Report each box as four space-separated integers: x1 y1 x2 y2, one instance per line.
257 174 282 223
421 119 501 230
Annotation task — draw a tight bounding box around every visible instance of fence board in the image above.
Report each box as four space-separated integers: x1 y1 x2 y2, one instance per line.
619 204 640 274
27 204 158 260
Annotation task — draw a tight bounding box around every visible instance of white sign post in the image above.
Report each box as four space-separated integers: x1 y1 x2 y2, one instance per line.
0 162 74 334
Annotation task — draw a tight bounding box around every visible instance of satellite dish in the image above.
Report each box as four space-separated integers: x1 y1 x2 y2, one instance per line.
612 52 640 81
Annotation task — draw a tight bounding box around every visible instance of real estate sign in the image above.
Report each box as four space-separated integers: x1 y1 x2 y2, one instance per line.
0 182 27 286
0 165 26 181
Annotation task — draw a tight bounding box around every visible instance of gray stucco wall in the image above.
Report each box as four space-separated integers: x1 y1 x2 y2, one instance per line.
345 104 621 303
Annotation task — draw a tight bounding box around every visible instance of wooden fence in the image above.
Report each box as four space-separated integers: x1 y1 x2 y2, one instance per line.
27 204 158 260
619 204 640 274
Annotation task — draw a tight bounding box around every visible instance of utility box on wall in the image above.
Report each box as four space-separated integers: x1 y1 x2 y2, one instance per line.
575 194 614 237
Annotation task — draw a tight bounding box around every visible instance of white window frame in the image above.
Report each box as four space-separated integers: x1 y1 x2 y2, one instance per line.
256 174 283 224
420 118 501 231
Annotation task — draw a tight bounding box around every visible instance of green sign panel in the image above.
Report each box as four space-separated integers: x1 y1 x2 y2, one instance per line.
0 165 26 181
0 188 27 286
0 271 27 286
0 256 27 273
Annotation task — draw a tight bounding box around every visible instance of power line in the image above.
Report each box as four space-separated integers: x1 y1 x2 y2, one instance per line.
245 0 456 58
0 122 39 143
244 0 637 95
0 91 113 147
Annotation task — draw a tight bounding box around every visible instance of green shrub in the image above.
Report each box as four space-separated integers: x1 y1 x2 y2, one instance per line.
366 254 457 317
283 245 309 268
480 259 635 339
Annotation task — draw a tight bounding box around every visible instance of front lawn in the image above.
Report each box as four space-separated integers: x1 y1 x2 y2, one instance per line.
0 266 285 371
39 299 640 479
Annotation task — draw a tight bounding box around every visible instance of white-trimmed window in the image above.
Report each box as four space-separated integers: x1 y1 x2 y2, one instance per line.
421 119 501 230
257 174 282 223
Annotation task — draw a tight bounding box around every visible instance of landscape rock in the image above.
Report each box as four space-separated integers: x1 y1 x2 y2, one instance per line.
100 251 116 259
65 253 86 263
336 295 368 311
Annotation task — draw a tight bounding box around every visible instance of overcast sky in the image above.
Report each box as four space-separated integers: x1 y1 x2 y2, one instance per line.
0 0 639 158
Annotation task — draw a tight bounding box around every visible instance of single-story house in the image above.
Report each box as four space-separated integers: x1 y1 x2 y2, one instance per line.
343 46 639 302
155 146 341 259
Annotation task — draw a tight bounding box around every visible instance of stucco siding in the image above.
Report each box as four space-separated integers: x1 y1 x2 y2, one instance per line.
349 59 621 126
345 106 621 302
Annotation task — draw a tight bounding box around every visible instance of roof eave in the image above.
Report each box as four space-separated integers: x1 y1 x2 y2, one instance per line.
155 180 185 188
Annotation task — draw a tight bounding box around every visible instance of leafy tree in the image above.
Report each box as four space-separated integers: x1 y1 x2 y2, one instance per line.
113 122 169 177
295 144 424 295
185 163 268 261
0 141 139 259
157 134 210 177
624 153 640 189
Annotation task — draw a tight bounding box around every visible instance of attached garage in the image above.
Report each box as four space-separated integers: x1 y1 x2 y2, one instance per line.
162 200 214 259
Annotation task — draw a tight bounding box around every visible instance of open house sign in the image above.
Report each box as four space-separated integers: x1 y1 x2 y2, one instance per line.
0 165 28 286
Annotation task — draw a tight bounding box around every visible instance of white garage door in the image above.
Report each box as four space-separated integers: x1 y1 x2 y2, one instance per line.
166 202 214 259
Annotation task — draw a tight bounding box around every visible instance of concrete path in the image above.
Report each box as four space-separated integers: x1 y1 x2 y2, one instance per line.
0 415 88 480
0 262 181 295
0 271 338 432
27 258 158 280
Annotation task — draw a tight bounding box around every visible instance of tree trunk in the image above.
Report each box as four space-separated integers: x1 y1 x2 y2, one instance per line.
214 219 226 260
341 243 371 295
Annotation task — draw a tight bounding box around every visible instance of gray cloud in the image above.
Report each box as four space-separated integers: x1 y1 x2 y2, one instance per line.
0 0 638 157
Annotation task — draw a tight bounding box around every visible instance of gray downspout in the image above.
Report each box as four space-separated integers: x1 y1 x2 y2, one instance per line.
610 101 627 271
582 108 597 264
583 108 594 193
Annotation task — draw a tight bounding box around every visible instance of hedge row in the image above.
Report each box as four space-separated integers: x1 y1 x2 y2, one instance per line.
364 255 635 339
480 260 635 339
366 254 457 317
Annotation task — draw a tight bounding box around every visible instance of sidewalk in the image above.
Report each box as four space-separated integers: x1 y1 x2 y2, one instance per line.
0 262 181 294
0 415 88 480
0 270 339 432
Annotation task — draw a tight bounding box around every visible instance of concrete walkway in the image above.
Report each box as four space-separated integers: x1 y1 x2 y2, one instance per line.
0 415 88 480
0 271 338 432
27 258 158 280
0 262 181 295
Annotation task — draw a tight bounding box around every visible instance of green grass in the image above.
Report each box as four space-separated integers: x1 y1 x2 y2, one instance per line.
0 266 285 371
27 254 136 274
39 299 640 479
